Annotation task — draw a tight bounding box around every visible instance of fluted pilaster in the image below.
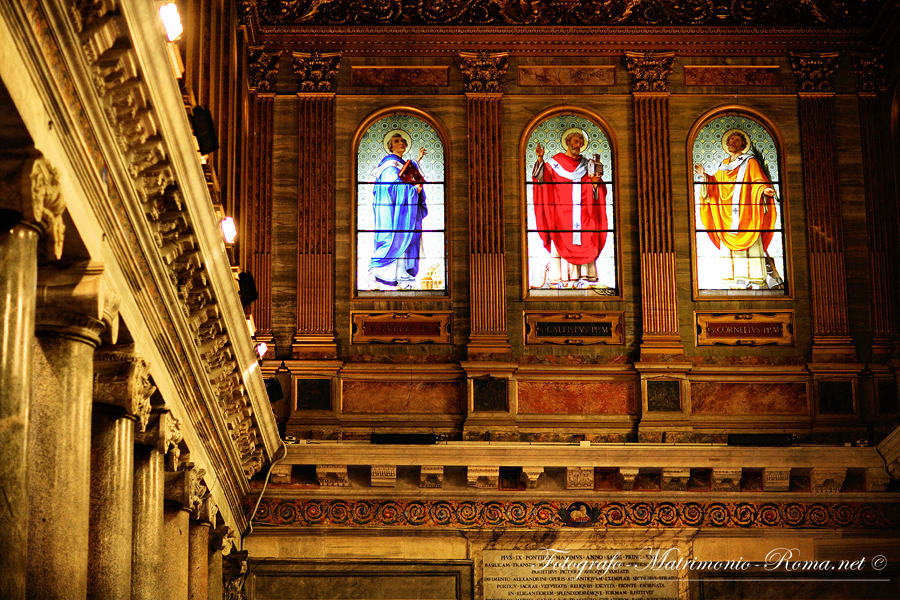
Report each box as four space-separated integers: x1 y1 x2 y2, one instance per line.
791 52 855 361
461 51 510 356
626 52 681 355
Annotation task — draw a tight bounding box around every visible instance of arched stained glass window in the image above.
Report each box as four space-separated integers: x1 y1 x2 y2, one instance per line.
691 113 788 297
356 112 446 296
524 113 617 297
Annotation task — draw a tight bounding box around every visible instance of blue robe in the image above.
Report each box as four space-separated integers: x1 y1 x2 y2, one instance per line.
368 154 427 286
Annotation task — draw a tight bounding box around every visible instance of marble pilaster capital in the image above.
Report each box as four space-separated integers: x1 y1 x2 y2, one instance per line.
164 463 208 516
93 344 156 430
36 262 120 346
0 153 65 258
210 525 236 555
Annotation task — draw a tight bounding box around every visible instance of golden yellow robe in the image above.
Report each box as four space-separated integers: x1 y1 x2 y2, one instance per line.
699 154 776 252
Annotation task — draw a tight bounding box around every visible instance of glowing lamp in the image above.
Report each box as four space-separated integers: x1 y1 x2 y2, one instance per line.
220 217 237 243
256 342 268 359
159 3 183 42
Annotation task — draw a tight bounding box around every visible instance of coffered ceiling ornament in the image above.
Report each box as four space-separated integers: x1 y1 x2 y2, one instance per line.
790 51 840 92
292 51 342 92
249 0 883 26
459 51 509 93
625 50 675 92
851 51 886 93
248 48 281 92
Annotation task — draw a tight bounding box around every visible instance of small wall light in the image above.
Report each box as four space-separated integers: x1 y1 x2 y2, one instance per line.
220 217 237 244
256 342 269 359
159 3 183 42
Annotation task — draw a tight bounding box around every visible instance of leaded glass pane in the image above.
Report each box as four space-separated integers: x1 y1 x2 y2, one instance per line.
692 115 787 295
525 114 617 296
356 114 446 294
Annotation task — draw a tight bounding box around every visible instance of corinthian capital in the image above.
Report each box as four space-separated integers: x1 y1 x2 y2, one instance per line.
292 51 341 93
459 51 509 93
0 153 66 259
248 48 281 93
625 51 675 93
790 52 839 93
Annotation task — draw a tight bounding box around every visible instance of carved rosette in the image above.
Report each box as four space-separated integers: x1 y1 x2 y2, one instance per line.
292 51 341 93
93 344 156 430
459 51 509 93
852 52 885 94
790 52 839 93
0 154 66 259
248 48 281 93
625 51 675 93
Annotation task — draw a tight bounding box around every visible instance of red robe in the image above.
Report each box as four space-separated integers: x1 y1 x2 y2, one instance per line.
533 152 607 265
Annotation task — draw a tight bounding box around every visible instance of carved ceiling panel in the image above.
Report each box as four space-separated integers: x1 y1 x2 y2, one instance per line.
245 0 884 27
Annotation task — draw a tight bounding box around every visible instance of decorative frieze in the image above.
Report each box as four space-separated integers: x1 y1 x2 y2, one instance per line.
292 51 341 93
371 466 397 487
316 465 349 487
763 467 792 492
468 466 500 489
420 465 444 488
811 468 847 493
566 467 594 490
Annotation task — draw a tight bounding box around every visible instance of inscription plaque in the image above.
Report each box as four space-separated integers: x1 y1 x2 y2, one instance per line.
695 311 793 346
483 549 679 600
525 312 624 345
351 311 451 344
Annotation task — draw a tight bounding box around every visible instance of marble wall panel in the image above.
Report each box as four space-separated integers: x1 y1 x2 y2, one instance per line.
691 382 808 415
683 66 781 86
517 381 636 414
342 380 464 413
351 67 449 87
517 66 615 86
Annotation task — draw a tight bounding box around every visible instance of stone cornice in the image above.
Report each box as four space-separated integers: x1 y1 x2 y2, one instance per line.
1 0 280 534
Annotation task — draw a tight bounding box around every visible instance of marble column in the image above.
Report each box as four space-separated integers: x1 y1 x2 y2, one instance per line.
27 263 120 600
0 154 64 600
132 411 180 600
208 526 234 600
89 346 155 600
188 521 211 599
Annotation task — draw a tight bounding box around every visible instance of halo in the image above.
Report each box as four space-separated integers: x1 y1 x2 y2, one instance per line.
383 129 411 155
721 128 751 154
560 128 589 152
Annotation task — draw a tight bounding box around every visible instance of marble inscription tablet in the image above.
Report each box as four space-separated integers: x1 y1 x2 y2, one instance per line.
483 549 679 599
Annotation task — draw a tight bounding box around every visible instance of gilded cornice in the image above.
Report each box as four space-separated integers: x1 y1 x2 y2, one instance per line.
250 0 883 27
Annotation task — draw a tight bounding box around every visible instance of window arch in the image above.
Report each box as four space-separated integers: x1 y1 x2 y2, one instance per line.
522 110 618 298
354 110 447 296
689 110 789 297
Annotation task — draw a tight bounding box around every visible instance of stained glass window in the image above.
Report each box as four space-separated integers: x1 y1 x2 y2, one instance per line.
691 114 787 296
524 114 616 297
356 113 446 295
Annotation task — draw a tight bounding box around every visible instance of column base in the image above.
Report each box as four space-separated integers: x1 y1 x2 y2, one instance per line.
638 334 684 360
467 334 512 358
292 334 337 359
810 335 857 363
